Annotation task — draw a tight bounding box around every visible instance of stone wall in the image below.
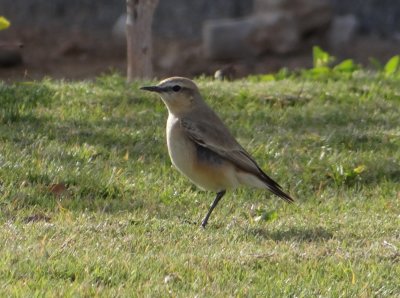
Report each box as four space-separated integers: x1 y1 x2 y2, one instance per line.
1 0 253 39
331 0 400 36
0 0 125 31
1 0 399 38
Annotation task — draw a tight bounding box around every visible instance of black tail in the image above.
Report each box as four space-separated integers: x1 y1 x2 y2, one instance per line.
257 166 294 203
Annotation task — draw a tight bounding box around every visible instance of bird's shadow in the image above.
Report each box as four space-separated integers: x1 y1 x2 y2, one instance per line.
183 218 335 243
246 226 334 242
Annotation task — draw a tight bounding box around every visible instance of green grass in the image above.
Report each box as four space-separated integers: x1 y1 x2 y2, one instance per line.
0 72 399 297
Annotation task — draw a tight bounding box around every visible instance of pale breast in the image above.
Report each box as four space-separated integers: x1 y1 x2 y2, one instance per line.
166 114 240 192
166 114 195 177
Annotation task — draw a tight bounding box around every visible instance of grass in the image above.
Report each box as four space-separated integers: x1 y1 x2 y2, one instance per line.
0 72 399 296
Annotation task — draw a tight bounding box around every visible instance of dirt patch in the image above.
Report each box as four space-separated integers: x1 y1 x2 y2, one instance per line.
0 28 399 82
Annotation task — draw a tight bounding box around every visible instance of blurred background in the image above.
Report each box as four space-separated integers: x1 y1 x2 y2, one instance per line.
0 0 399 80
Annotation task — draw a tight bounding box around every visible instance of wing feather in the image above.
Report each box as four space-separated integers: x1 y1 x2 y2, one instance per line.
180 117 294 203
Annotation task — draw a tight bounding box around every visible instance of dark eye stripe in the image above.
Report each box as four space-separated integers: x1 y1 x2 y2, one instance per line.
172 85 181 92
165 85 187 92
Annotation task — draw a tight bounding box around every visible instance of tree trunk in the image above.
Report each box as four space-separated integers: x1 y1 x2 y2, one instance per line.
126 0 159 81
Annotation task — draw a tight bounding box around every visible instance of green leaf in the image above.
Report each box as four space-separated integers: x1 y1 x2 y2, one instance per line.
310 66 331 76
333 59 358 73
254 210 278 222
384 55 400 77
353 165 366 175
313 46 335 68
258 74 276 82
0 16 10 30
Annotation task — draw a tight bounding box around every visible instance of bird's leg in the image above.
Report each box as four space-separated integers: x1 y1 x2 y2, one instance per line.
201 190 226 228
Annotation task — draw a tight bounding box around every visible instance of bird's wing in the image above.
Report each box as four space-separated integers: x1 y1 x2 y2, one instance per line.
180 116 255 172
180 117 294 203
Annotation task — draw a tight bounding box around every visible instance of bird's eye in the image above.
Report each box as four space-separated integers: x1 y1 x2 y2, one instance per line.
172 85 181 92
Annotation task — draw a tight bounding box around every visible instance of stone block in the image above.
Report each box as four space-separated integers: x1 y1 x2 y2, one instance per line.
254 0 333 33
203 12 300 60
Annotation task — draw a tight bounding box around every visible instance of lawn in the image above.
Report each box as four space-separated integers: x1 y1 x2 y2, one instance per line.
0 71 399 296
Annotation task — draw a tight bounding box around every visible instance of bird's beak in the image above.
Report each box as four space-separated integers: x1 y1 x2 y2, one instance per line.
140 85 164 93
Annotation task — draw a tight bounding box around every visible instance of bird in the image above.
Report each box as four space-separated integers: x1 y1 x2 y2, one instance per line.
141 77 294 227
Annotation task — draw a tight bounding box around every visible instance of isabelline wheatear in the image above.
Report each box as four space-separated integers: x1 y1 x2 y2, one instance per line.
141 77 294 227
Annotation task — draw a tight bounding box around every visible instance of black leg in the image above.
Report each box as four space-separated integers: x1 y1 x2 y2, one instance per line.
201 190 226 228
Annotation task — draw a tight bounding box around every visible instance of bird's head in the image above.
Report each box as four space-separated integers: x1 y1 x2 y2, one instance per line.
141 77 202 114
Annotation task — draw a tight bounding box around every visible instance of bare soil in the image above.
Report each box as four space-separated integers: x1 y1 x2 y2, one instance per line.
0 28 399 82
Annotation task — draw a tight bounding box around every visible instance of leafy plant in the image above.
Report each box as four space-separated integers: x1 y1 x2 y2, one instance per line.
0 16 10 30
254 209 278 222
328 164 367 186
307 46 361 78
248 47 400 82
384 55 400 77
313 46 335 68
333 59 358 73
